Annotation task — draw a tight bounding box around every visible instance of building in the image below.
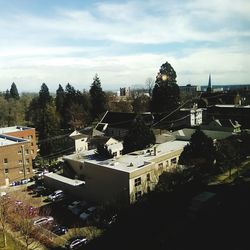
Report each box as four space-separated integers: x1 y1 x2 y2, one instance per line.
0 134 34 186
179 84 200 95
95 111 154 139
205 105 250 129
0 126 37 159
153 106 203 131
0 126 37 186
201 119 241 134
61 140 188 204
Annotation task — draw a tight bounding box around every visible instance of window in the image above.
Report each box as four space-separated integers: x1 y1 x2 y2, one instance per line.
4 168 8 174
147 173 150 182
31 149 34 154
171 158 177 164
19 168 23 174
18 148 22 154
135 191 142 200
28 135 33 139
31 142 33 146
26 159 30 164
134 177 141 187
26 168 30 174
25 149 29 155
3 158 8 164
19 160 23 164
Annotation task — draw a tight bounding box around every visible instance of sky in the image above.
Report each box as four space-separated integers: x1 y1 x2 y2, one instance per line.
0 0 249 93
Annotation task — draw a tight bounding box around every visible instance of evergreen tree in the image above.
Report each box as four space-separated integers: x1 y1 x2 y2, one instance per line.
55 84 65 127
4 90 10 100
151 61 180 113
39 83 52 108
89 74 107 120
123 115 155 153
179 127 216 169
55 84 65 113
9 82 20 100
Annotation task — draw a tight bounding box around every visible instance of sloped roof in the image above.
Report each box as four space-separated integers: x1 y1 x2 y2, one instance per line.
98 111 154 129
173 128 232 140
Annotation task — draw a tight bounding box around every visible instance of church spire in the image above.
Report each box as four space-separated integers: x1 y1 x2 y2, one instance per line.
207 74 212 93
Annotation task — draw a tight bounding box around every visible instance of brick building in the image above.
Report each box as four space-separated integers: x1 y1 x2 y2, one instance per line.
0 126 37 186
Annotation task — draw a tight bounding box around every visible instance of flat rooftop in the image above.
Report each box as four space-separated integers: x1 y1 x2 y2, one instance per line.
214 105 250 108
0 126 33 134
64 140 188 173
44 172 85 186
0 134 27 146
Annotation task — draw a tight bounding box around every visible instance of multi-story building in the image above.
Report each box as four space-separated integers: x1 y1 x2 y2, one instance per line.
59 140 188 204
0 134 34 186
0 126 37 159
0 126 37 186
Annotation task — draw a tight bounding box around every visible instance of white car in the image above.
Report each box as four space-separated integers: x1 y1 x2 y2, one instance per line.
65 236 87 249
33 216 54 226
48 190 64 201
79 206 97 221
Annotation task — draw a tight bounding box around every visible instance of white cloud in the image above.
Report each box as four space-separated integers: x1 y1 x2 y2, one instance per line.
0 0 249 92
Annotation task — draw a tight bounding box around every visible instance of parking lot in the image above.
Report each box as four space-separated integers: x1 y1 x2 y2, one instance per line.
2 179 108 249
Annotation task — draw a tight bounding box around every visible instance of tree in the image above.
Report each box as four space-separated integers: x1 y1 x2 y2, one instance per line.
38 83 52 108
151 61 180 113
179 127 216 170
145 77 154 97
0 195 11 248
123 115 155 153
4 89 11 100
10 82 20 100
55 84 65 114
132 95 150 113
89 74 107 120
28 84 60 156
95 144 113 159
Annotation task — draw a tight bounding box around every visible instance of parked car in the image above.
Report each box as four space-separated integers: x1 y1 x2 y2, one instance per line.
48 190 64 202
65 236 88 249
33 186 46 195
21 178 30 184
68 200 87 215
33 216 54 226
79 206 97 221
52 225 68 236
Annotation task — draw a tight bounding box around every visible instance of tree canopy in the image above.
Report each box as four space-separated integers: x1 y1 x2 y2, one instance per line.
179 127 216 170
151 61 180 113
123 115 155 154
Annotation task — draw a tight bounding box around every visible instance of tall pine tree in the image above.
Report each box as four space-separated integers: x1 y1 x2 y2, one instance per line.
151 62 180 113
89 74 107 120
9 82 20 100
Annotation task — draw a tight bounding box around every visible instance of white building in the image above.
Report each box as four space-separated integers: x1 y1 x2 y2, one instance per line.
62 140 188 204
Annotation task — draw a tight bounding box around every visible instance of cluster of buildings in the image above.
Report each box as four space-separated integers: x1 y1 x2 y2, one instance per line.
1 78 250 205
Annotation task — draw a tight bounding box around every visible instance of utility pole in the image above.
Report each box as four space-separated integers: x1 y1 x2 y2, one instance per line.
21 145 26 179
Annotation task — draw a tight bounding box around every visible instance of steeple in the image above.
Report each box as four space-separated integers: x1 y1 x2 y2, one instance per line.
207 74 212 93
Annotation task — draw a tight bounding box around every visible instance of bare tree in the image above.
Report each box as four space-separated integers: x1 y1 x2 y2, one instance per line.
0 195 11 248
145 77 154 97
